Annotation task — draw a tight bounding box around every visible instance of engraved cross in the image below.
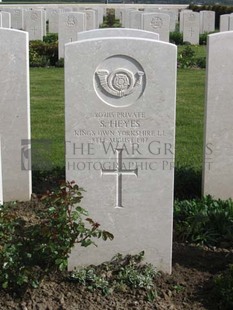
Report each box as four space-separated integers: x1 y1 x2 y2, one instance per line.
101 149 138 209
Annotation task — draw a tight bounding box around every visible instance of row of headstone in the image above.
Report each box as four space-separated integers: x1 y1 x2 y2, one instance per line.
129 11 170 42
115 7 178 32
220 14 233 32
1 24 233 273
0 7 103 41
180 10 215 44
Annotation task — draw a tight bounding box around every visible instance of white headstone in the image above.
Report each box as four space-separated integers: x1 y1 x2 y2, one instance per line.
0 13 2 27
4 8 23 30
24 10 43 41
93 7 104 28
77 28 159 41
0 11 11 28
43 9 47 37
145 8 177 32
85 10 96 31
200 11 215 34
220 14 230 32
203 31 233 199
0 29 31 201
47 8 61 33
0 137 3 205
142 13 170 42
129 10 142 30
179 9 192 33
183 11 199 45
58 12 85 59
229 14 233 31
65 35 176 273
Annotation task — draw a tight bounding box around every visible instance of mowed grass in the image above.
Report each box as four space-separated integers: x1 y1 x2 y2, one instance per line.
30 68 64 168
176 69 205 170
30 67 206 172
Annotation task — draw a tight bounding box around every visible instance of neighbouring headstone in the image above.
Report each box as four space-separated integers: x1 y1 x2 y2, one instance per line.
85 9 96 30
92 7 104 28
144 8 177 32
0 13 2 27
129 10 142 29
65 35 176 273
58 12 85 59
220 14 230 32
43 9 47 37
203 31 233 199
183 11 199 45
24 9 43 41
47 8 60 33
142 12 170 42
116 8 136 28
229 14 233 31
77 28 159 41
0 137 3 205
0 11 11 28
179 9 192 33
4 8 23 30
0 28 31 201
199 11 215 34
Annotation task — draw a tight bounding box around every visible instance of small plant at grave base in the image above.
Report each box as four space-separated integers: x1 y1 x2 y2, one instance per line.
213 264 233 309
69 251 157 298
0 182 113 293
178 46 196 69
174 195 233 247
169 31 183 45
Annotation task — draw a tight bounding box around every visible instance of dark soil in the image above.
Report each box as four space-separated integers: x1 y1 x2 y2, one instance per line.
0 194 232 310
0 242 232 309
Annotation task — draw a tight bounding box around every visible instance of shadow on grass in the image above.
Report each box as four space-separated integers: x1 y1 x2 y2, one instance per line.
32 165 202 199
174 166 202 200
32 166 65 194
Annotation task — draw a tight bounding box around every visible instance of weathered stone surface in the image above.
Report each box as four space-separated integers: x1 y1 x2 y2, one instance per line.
0 29 31 201
65 36 176 273
203 31 233 199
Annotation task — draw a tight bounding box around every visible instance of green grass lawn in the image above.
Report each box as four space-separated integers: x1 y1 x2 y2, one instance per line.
30 68 65 168
30 67 206 174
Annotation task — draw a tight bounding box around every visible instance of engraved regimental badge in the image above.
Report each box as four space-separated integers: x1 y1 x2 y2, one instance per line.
94 55 145 108
96 68 144 98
